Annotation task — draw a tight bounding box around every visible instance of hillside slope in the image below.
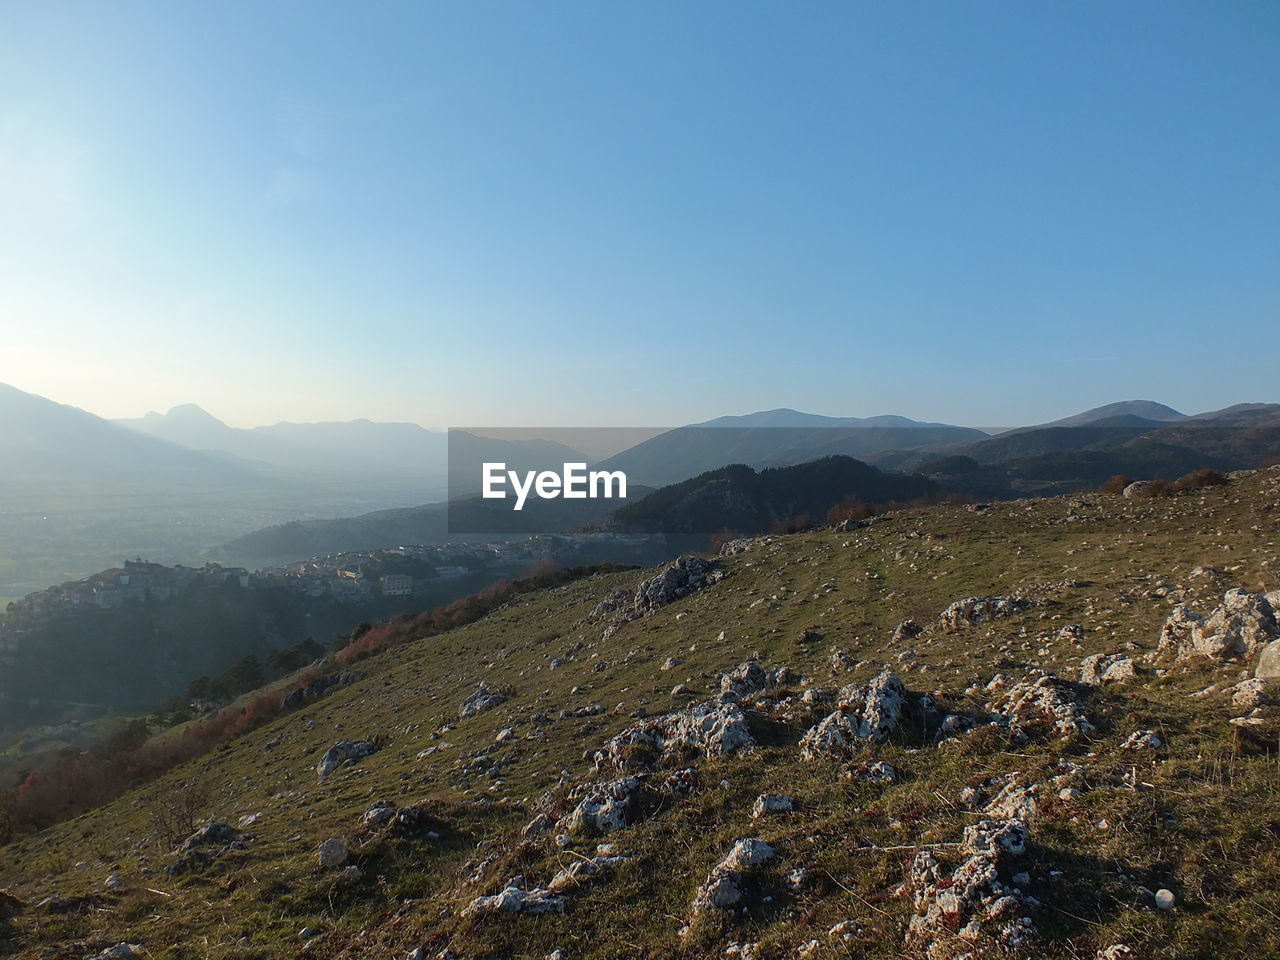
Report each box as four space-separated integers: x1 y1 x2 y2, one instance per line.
3 468 1280 959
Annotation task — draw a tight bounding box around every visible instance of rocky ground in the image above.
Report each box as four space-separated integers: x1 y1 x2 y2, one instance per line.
3 466 1280 959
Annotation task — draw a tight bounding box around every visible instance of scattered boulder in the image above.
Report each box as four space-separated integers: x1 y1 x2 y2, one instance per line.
166 820 252 875
361 800 397 827
1232 678 1275 710
463 882 566 917
1121 730 1163 750
593 698 754 772
180 821 241 851
800 669 909 759
87 944 143 960
850 760 896 783
523 813 557 837
548 854 630 893
316 739 378 779
1097 946 1134 960
800 711 861 761
1158 589 1279 664
1080 653 1137 686
984 672 1094 741
720 662 769 699
751 794 795 818
317 838 350 869
634 556 720 614
892 619 923 645
937 596 1034 632
719 662 794 700
718 538 757 556
906 818 1033 958
936 713 975 739
691 839 776 915
561 778 646 836
280 672 360 713
985 780 1038 822
1256 638 1280 680
460 683 509 720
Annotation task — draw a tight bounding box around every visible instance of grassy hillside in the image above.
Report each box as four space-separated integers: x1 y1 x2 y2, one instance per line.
2 468 1280 959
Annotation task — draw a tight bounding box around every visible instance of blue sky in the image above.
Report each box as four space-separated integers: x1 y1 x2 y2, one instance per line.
0 1 1276 428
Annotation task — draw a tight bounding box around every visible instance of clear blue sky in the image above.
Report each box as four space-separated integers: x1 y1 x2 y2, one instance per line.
1 1 1276 428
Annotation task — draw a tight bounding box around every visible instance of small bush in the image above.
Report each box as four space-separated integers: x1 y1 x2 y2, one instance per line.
1173 468 1230 493
1136 478 1173 498
770 513 814 535
827 498 872 524
1099 474 1131 495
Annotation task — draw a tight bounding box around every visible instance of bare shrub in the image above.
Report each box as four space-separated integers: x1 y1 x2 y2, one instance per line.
1172 468 1230 493
1099 474 1131 495
147 778 212 849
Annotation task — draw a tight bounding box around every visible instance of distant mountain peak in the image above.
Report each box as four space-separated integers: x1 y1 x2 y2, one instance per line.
146 403 229 428
1039 400 1185 430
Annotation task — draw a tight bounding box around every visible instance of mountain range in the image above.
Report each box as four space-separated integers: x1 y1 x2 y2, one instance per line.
3 382 1279 591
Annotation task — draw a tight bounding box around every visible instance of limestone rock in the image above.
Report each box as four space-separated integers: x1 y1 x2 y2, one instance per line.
316 739 377 779
751 794 795 818
1121 730 1163 750
548 854 629 893
361 800 397 827
1080 653 1137 686
634 556 719 614
691 838 776 915
463 883 565 917
317 838 349 869
561 778 644 836
460 683 508 720
1231 678 1274 710
1255 641 1280 680
985 672 1094 741
180 821 241 851
593 697 754 771
937 596 1034 632
1159 589 1279 664
800 669 909 759
906 817 1032 958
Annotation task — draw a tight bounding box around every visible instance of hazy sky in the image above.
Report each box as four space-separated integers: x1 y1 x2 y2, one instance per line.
1 2 1276 429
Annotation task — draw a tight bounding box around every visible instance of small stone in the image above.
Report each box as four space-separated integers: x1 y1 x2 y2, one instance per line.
751 794 795 819
316 838 349 869
1154 888 1175 910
